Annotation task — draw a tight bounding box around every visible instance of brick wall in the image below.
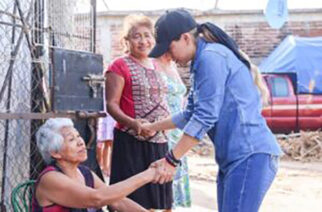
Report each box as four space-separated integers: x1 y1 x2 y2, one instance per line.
96 9 322 66
109 23 124 59
225 20 322 64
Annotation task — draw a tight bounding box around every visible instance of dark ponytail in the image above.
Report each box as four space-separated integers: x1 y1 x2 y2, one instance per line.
197 22 251 70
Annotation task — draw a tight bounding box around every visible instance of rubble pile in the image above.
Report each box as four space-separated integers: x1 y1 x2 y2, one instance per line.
278 130 322 162
188 131 322 162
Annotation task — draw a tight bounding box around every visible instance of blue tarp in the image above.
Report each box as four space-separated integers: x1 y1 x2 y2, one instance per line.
259 35 322 94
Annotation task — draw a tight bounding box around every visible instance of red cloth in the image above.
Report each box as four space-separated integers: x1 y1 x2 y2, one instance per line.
106 56 170 143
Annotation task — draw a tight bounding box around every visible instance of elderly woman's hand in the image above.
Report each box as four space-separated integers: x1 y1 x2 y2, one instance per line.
144 165 157 183
149 158 176 184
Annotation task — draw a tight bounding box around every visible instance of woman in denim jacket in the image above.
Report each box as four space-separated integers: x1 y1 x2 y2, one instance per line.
144 9 283 212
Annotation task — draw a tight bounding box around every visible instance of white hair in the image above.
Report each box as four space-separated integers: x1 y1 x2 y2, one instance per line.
36 118 74 164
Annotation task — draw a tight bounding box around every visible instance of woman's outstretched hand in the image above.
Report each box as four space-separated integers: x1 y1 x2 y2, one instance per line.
140 122 157 137
149 158 176 184
131 119 155 137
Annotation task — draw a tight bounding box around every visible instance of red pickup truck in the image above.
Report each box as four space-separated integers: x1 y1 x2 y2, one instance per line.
262 73 322 133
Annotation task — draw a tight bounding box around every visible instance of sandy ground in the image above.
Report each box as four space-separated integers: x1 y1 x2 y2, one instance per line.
175 155 322 212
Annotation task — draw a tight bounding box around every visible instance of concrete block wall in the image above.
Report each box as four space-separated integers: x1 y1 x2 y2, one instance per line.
96 9 322 67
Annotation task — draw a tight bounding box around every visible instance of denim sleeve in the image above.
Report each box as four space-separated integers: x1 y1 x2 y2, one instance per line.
180 50 229 141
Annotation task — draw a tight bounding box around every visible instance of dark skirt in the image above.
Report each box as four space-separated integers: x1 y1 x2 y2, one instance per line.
109 129 173 209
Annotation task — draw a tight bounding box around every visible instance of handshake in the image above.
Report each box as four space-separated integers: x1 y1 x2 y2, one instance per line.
131 119 178 184
132 119 157 138
146 158 176 184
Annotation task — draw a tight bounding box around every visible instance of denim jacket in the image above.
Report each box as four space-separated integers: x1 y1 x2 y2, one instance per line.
172 38 282 174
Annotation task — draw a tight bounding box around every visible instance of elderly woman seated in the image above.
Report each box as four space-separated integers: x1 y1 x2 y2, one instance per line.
32 118 156 212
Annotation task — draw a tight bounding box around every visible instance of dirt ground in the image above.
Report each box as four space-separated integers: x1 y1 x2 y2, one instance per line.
104 140 322 212
176 153 322 212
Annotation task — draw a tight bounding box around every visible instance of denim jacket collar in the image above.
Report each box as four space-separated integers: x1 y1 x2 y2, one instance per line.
191 38 207 73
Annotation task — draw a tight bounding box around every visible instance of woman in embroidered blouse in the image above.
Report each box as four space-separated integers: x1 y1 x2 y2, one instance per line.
32 118 155 212
105 14 172 211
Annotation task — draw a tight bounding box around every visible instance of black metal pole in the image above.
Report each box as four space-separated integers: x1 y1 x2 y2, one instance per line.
90 0 97 53
30 0 46 180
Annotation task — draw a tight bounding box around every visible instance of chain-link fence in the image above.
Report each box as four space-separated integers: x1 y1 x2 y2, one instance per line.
0 0 96 210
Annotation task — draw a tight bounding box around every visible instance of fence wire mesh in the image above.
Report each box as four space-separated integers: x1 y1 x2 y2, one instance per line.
0 0 95 210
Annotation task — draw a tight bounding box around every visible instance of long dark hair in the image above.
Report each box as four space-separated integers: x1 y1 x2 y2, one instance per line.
195 23 270 105
196 22 251 70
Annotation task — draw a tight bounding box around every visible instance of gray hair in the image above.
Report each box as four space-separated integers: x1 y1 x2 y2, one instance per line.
36 118 74 164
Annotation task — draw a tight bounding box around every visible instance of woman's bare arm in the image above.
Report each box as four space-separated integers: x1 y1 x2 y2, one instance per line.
37 168 155 209
143 116 176 132
109 198 148 212
105 72 142 132
92 172 148 212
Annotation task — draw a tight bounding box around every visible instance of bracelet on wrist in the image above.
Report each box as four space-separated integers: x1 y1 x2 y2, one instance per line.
165 150 181 167
165 156 177 167
169 150 181 164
